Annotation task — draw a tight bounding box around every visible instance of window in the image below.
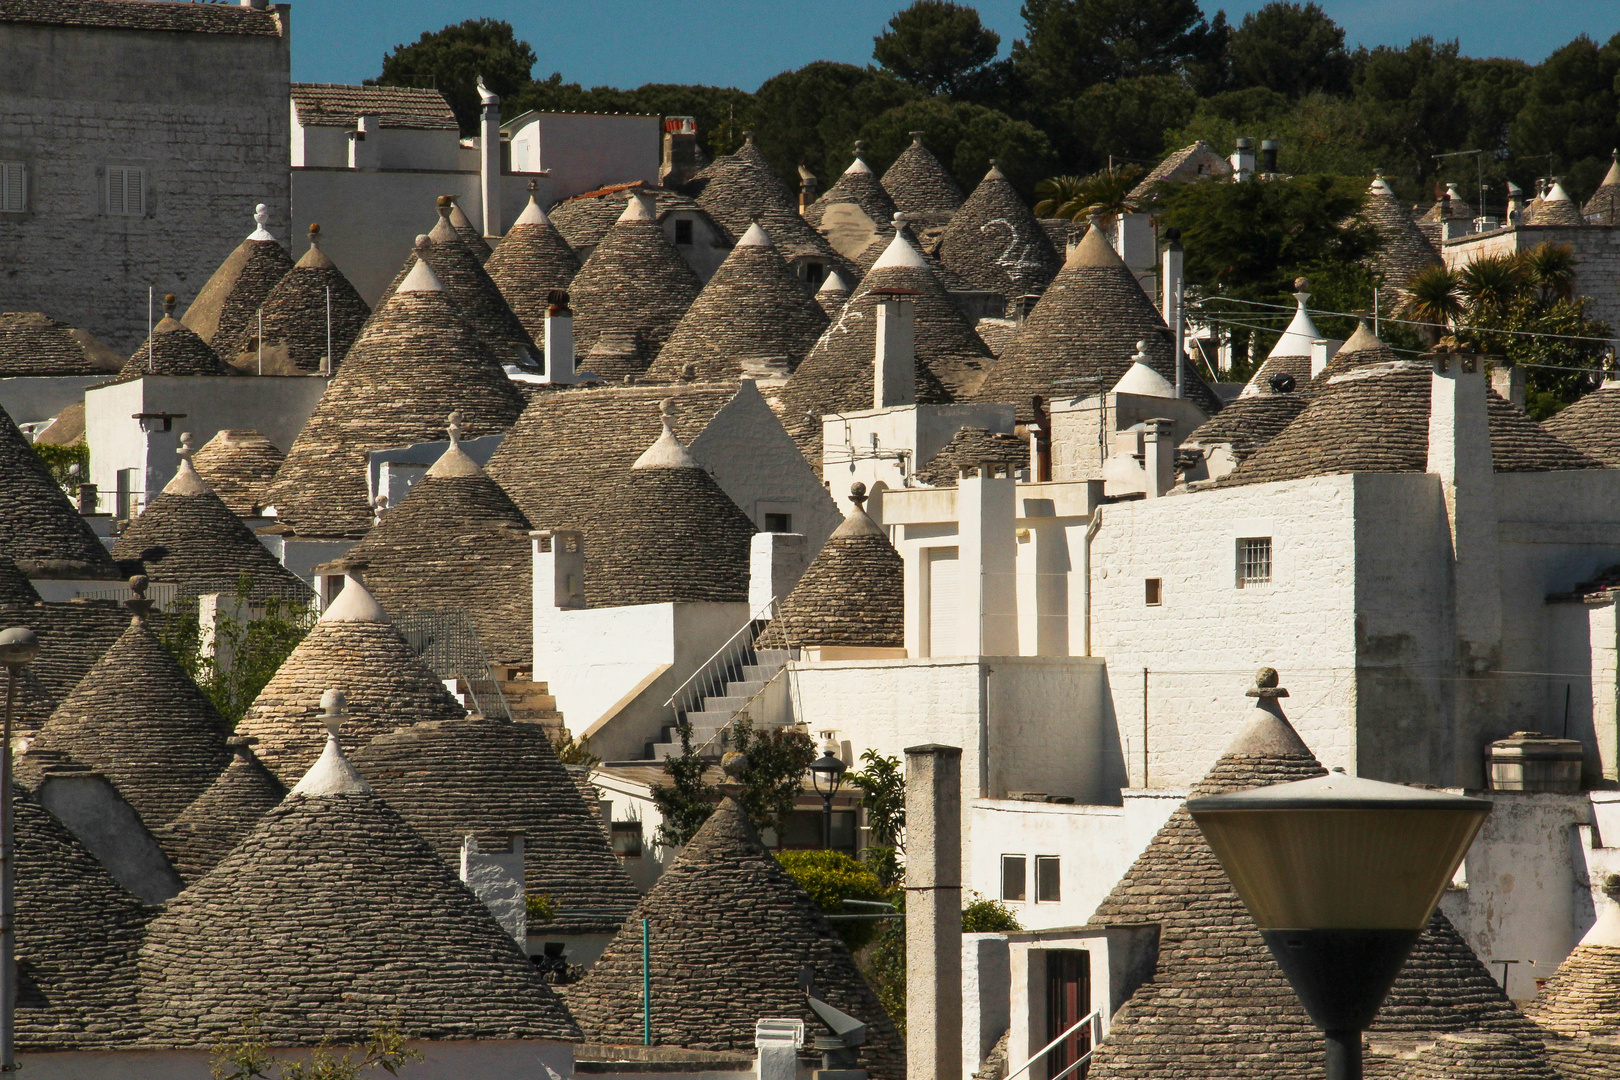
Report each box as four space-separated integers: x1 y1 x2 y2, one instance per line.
106 166 144 217
803 262 826 286
673 217 693 245
1036 855 1061 902
1001 854 1027 902
1238 537 1272 587
1145 578 1162 606
0 162 25 213
611 821 643 858
764 512 792 533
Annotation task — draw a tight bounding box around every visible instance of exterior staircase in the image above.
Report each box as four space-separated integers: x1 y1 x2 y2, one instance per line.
495 673 566 730
645 648 792 760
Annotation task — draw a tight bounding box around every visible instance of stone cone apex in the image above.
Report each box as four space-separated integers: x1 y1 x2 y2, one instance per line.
568 797 904 1077
804 151 899 236
446 196 492 261
485 190 581 345
1112 342 1176 397
871 226 930 270
425 411 482 478
1525 879 1620 1039
225 223 372 375
1240 282 1320 397
738 221 772 247
162 433 210 496
181 208 295 349
633 402 702 469
290 730 372 797
938 161 1062 300
880 133 965 220
0 402 119 577
683 132 852 275
1314 315 1396 384
1360 172 1441 292
121 295 234 378
319 571 388 623
399 239 444 293
295 223 335 270
154 735 289 881
1583 151 1620 225
1065 221 1123 270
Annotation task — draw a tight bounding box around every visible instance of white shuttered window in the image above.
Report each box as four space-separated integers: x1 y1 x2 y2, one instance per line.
0 163 25 213
107 166 144 217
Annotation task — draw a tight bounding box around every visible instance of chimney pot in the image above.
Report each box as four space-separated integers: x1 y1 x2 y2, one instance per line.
873 294 917 410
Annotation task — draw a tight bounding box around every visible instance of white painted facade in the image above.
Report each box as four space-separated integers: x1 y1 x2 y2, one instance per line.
505 112 660 201
822 402 1016 515
0 375 104 428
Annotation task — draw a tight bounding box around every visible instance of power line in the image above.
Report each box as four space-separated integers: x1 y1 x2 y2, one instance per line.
1198 295 1618 347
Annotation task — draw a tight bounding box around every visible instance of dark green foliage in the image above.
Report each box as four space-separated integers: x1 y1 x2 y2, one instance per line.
31 441 89 496
874 0 1002 97
1011 0 1228 99
856 98 1055 194
851 749 905 887
1507 34 1620 201
1227 2 1351 98
211 1018 421 1079
751 62 921 191
651 717 816 848
775 849 891 950
372 19 535 136
1047 74 1197 172
651 720 716 849
551 729 600 768
961 895 1023 932
160 576 316 727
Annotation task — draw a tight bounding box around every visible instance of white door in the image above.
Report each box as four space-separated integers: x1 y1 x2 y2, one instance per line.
926 547 960 657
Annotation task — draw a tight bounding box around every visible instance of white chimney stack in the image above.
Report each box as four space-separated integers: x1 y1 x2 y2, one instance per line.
542 290 578 385
1143 418 1175 498
1231 137 1256 182
478 76 502 239
1162 237 1185 398
348 116 379 170
873 292 917 410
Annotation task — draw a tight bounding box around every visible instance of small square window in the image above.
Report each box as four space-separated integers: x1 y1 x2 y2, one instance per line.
107 166 144 217
611 820 643 858
764 512 792 532
673 217 693 245
1238 537 1272 588
1145 578 1162 606
1036 855 1061 903
803 262 826 286
1002 855 1027 902
0 162 26 213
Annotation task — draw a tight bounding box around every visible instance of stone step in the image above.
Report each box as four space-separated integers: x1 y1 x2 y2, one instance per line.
696 694 757 715
753 649 793 666
739 664 784 683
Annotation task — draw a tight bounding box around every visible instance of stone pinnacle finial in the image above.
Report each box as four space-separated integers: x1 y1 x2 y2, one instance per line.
308 223 321 245
436 194 453 215
1133 339 1150 363
254 203 268 227
1604 873 1620 901
446 410 464 445
226 734 260 759
162 294 177 318
892 211 906 227
659 398 674 426
854 140 865 156
1353 308 1369 322
528 178 538 194
177 432 194 466
414 233 431 253
721 750 748 778
910 130 924 144
1246 666 1290 699
742 130 756 144
850 482 868 510
319 688 348 739
126 574 152 619
1293 277 1311 305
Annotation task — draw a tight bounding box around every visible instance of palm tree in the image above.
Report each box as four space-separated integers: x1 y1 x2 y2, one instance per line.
1401 265 1464 345
1034 175 1085 218
1522 242 1577 304
1458 253 1526 316
1033 165 1146 223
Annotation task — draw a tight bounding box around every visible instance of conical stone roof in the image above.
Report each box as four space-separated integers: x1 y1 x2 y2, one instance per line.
1583 152 1620 225
1183 388 1309 469
569 797 903 1077
816 270 852 318
971 224 1222 421
222 224 371 374
190 428 285 516
370 199 538 366
0 553 127 708
13 783 152 1051
805 152 900 261
881 132 965 222
262 249 525 539
1420 183 1476 224
0 312 122 377
1241 286 1321 397
153 735 287 881
567 194 704 378
111 436 312 600
0 403 119 578
548 181 706 256
645 222 829 383
937 163 1062 302
1526 884 1620 1040
137 729 580 1048
447 196 492 261
1361 175 1441 292
781 227 993 463
484 191 582 346
1221 361 1598 487
578 404 757 608
757 485 902 649
683 133 852 274
1545 383 1620 467
236 573 467 783
1527 182 1584 226
349 716 640 935
343 419 534 667
181 204 296 349
1085 672 1554 1080
120 293 234 378
913 427 1029 487
20 588 233 826
1311 316 1398 385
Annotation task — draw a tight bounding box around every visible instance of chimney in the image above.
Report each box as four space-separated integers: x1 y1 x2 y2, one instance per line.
531 529 586 611
1309 338 1341 378
477 77 502 239
905 744 962 1080
660 116 700 188
957 462 1018 654
1260 138 1279 175
1031 396 1052 482
1428 351 1503 663
77 482 98 516
542 290 577 384
460 833 527 944
1506 182 1524 226
798 163 818 215
1162 232 1185 398
1142 418 1175 498
1231 137 1256 182
1490 360 1526 411
347 116 379 170
873 291 917 409
750 530 809 614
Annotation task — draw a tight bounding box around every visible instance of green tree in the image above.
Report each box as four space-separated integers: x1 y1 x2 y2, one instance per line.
1508 33 1620 201
1012 0 1228 100
752 62 920 191
1047 74 1197 172
850 749 905 887
650 720 717 849
776 849 891 950
161 577 317 726
30 441 89 496
212 1019 421 1079
873 0 1002 97
1165 89 1375 179
651 717 815 848
1227 2 1351 99
961 894 1023 932
372 19 536 136
1034 164 1145 221
855 98 1055 196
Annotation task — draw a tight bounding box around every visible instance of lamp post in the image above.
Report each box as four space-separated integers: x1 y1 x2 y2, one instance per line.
1188 768 1490 1080
808 741 848 851
0 627 41 1074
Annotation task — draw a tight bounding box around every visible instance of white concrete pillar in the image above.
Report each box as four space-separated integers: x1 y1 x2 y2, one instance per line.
875 295 917 410
543 298 577 384
478 79 502 239
1310 338 1341 379
1162 240 1184 397
1491 361 1526 411
750 531 808 616
348 115 379 170
958 464 1017 655
906 744 963 1080
1592 599 1619 784
1428 352 1503 658
531 529 585 613
755 1020 803 1080
1142 418 1175 499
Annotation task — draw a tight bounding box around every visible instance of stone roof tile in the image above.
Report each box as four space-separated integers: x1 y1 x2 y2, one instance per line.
0 0 280 35
222 225 370 373
181 208 296 349
152 736 287 881
290 83 457 129
1360 176 1442 291
1182 390 1309 466
913 427 1029 487
0 404 119 578
682 134 853 274
119 293 234 378
0 312 122 377
880 134 964 221
937 164 1062 302
1546 384 1620 467
190 429 285 516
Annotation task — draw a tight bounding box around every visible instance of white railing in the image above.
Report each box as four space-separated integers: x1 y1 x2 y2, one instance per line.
662 596 780 737
1004 1009 1102 1080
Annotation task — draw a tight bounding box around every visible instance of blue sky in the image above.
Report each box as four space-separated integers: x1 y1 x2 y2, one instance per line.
291 0 1620 91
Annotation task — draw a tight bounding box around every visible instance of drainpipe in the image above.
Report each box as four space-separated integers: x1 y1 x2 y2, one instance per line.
1162 233 1185 399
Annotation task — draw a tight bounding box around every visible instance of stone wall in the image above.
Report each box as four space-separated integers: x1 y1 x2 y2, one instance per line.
1444 225 1620 338
0 15 291 350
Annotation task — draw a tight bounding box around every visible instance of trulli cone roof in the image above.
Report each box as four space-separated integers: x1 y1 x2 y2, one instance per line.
120 298 235 378
1527 181 1585 226
970 223 1222 421
1583 152 1620 225
370 204 537 365
0 312 121 377
350 716 641 935
1240 293 1321 397
912 427 1029 487
1545 386 1620 467
682 133 853 274
645 221 829 383
816 269 852 317
20 605 233 826
181 207 296 348
1360 174 1441 291
1182 390 1309 468
0 404 119 577
484 193 582 345
0 552 126 709
566 194 703 377
1420 183 1475 223
446 197 492 260
236 576 468 782
804 152 900 237
547 181 704 253
937 163 1062 301
342 432 535 667
781 225 993 464
221 225 371 373
568 797 904 1078
190 428 285 516
262 267 524 539
137 735 580 1048
152 736 287 881
881 133 965 221
757 490 902 649
1311 317 1397 385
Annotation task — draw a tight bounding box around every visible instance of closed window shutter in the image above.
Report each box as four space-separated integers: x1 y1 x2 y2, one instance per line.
107 168 124 215
0 163 23 212
126 168 143 216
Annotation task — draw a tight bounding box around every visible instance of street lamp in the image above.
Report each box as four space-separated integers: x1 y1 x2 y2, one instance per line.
0 627 41 1075
808 740 848 851
1188 768 1491 1080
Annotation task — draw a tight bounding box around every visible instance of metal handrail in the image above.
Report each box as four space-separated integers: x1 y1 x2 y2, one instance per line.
1004 1009 1102 1080
693 654 796 756
662 597 779 737
396 610 510 720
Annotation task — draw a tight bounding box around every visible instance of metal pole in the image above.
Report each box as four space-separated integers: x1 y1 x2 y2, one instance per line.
147 287 153 373
1325 1029 1362 1080
641 918 651 1046
1142 666 1149 789
257 307 263 376
822 792 833 850
325 285 332 376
